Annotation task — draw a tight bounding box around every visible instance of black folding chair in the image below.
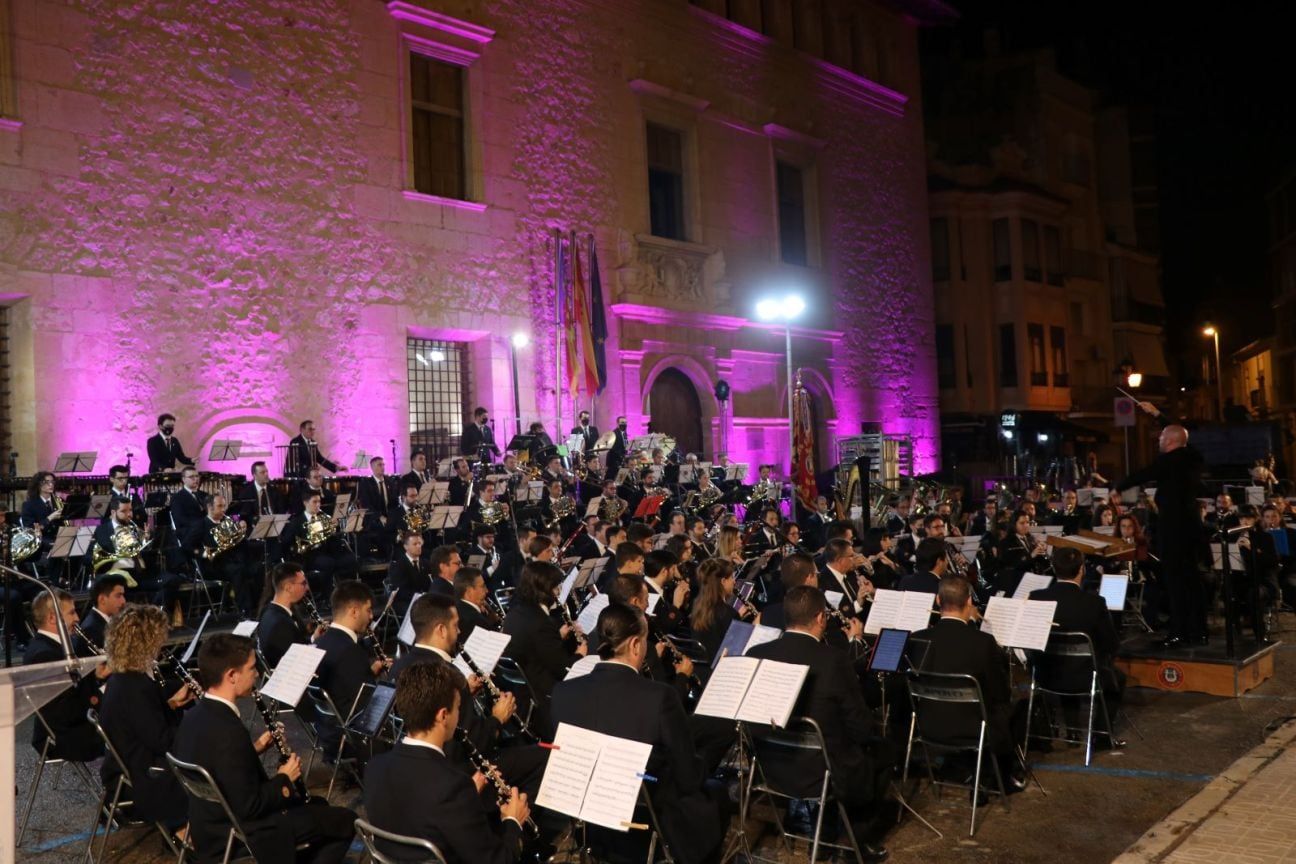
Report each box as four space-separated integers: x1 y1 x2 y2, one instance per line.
1024 630 1115 766
354 817 448 863
17 707 99 846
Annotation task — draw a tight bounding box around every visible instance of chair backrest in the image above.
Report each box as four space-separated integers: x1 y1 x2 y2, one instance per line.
494 655 538 709
907 671 990 744
354 818 447 864
87 709 133 788
166 753 247 844
307 683 343 725
749 716 832 800
1043 630 1097 660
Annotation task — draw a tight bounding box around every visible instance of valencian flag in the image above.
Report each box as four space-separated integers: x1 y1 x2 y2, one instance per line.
561 234 580 395
590 240 609 393
791 373 817 510
571 238 600 396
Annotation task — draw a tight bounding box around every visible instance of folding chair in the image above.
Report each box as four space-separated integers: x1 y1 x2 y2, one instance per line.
84 709 188 863
1024 630 1116 766
166 753 311 864
304 683 367 801
354 817 448 864
744 716 869 864
903 671 1009 836
495 655 540 727
17 707 99 846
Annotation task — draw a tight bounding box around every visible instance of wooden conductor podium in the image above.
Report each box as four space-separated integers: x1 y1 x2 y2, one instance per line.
1 656 103 864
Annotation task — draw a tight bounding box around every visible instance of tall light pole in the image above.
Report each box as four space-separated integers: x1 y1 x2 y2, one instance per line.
1204 325 1223 421
510 332 529 437
1124 371 1142 475
756 292 806 522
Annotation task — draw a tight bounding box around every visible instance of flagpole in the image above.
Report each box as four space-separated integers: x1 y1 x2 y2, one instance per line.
587 232 596 424
554 227 563 440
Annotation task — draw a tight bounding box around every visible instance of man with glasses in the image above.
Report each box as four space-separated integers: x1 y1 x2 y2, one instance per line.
105 465 146 524
285 419 344 479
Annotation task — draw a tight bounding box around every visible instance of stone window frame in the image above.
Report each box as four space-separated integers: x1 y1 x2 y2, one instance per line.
630 81 706 245
386 2 492 210
765 124 824 269
0 0 19 126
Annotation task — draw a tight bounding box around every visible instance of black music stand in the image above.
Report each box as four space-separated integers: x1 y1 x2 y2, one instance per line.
53 452 97 474
207 440 242 462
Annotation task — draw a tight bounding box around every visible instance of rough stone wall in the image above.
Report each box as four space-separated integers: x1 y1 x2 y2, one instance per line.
0 0 937 473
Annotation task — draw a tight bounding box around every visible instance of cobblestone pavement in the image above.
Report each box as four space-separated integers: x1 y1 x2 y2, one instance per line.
12 629 1296 863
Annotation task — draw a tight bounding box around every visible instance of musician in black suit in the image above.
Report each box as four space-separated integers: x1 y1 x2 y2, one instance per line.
365 662 529 864
501 561 587 719
1029 547 1125 739
166 466 207 569
94 499 183 611
284 419 343 479
820 538 873 616
447 457 474 507
106 465 146 524
994 509 1051 596
454 567 497 643
24 590 110 760
746 585 893 859
291 466 335 516
604 416 630 476
257 563 319 670
75 573 128 656
911 576 1025 787
425 544 462 599
570 410 600 454
21 471 64 531
402 449 434 491
175 633 355 863
468 523 506 589
602 572 695 707
146 412 195 475
897 537 948 594
1235 504 1280 642
315 580 386 726
389 531 430 615
355 456 398 560
1261 504 1296 608
745 506 784 554
233 461 284 526
968 499 998 537
283 489 358 595
550 604 723 864
461 407 502 460
98 604 194 829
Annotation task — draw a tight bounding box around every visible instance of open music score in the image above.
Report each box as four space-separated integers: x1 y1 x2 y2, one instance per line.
427 506 463 532
249 513 288 541
1012 572 1053 600
260 643 327 707
536 723 654 832
516 481 544 503
564 654 602 681
863 589 937 635
232 620 259 637
416 482 451 506
397 592 424 646
693 656 808 728
712 620 782 665
980 597 1057 651
179 610 213 664
452 628 511 682
576 593 611 634
558 566 581 606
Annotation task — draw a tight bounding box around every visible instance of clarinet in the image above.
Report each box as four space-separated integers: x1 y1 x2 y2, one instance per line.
253 689 311 801
453 727 538 836
159 649 205 698
459 648 538 742
652 630 702 693
365 625 391 668
301 591 326 629
72 622 102 654
557 601 587 648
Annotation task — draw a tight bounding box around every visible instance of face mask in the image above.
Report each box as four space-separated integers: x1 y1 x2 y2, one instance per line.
618 423 627 430
162 426 175 435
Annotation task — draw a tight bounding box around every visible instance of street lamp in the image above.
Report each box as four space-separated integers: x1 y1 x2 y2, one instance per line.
756 292 806 521
1124 369 1141 474
510 332 530 436
1203 325 1223 421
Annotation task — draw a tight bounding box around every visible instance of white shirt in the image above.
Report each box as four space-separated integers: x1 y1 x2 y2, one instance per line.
331 623 359 644
93 607 112 624
204 693 241 717
402 736 445 755
36 627 68 649
826 566 863 612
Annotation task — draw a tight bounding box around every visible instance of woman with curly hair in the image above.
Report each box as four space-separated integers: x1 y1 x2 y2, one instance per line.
99 604 194 834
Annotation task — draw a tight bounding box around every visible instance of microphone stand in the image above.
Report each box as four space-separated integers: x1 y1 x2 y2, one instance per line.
0 563 78 679
1217 523 1249 659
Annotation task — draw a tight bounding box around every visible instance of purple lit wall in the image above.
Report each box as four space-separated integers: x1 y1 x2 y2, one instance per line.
0 0 938 476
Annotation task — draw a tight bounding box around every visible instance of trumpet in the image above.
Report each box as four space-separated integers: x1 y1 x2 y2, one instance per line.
460 648 538 742
253 689 311 801
453 727 538 836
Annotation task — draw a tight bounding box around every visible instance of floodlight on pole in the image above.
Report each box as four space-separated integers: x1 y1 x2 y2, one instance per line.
509 332 530 435
754 291 807 521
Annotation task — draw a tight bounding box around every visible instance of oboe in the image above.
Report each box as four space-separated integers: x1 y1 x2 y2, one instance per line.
453 727 537 836
459 648 538 742
253 689 311 801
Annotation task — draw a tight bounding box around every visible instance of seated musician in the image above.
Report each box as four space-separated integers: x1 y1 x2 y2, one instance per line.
462 479 511 545
822 537 876 613
75 573 129 656
21 472 64 571
746 585 891 861
911 576 1026 790
1028 547 1125 744
364 662 530 864
883 495 911 537
169 465 208 544
968 499 998 536
174 633 355 862
1235 505 1279 642
454 566 497 643
689 558 755 662
426 544 463 599
283 489 358 596
291 466 335 515
994 509 1051 594
714 524 745 566
285 419 343 479
106 464 146 523
891 513 925 573
256 562 322 670
194 493 256 614
1260 504 1296 608
860 529 901 590
403 448 433 490
315 580 388 728
94 499 182 613
550 603 724 864
745 506 783 552
1051 489 1088 535
448 457 474 507
99 604 195 833
467 523 506 590
146 413 196 475
234 461 284 527
357 456 398 561
389 531 430 616
24 589 110 761
388 594 545 798
757 552 818 630
626 522 655 554
501 561 587 717
602 572 694 700
643 549 690 633
896 537 948 594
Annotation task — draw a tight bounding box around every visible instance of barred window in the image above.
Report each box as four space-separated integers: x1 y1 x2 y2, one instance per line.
407 338 472 464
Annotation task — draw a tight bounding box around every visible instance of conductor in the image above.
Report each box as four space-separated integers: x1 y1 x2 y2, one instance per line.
1116 404 1206 648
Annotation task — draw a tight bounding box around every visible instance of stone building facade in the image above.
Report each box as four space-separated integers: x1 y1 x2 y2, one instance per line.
0 0 942 478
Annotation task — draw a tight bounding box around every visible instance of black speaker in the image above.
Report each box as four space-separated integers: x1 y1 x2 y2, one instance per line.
714 380 731 403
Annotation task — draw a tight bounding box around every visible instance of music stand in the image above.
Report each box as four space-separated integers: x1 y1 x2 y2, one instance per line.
207 440 242 462
515 482 544 503
86 495 112 520
506 435 535 458
53 452 97 474
332 494 351 521
48 526 82 560
250 514 288 541
429 506 463 533
352 451 370 470
343 510 368 534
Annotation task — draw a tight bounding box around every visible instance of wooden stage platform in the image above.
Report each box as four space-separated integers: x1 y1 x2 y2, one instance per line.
1115 634 1280 697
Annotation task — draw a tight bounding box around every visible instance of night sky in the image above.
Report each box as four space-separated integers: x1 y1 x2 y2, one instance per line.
920 1 1296 380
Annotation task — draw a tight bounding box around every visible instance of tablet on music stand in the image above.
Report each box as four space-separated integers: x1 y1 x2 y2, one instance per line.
349 682 398 739
867 628 909 673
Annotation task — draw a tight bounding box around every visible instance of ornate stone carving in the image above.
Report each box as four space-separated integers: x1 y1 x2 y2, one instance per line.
613 230 731 312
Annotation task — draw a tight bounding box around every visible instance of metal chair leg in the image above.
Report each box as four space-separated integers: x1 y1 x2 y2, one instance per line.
970 723 986 836
17 749 50 845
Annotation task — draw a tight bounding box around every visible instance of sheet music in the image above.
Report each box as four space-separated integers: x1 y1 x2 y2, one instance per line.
1061 534 1110 549
1246 486 1266 506
1099 574 1129 611
1210 542 1244 571
232 620 259 637
693 656 760 720
1012 572 1053 600
1091 525 1116 536
744 624 782 653
823 590 844 611
397 592 424 646
645 593 661 615
259 643 327 707
180 610 212 664
1090 487 1110 502
863 589 903 635
558 567 580 606
535 724 604 821
460 628 511 676
581 734 653 831
576 593 611 634
981 597 1056 651
563 654 602 681
735 659 808 728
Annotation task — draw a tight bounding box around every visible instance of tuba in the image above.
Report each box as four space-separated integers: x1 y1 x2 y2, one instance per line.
293 512 338 554
201 517 248 560
92 523 149 573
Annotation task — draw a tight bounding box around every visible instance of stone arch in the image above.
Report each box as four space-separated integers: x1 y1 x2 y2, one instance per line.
642 355 719 458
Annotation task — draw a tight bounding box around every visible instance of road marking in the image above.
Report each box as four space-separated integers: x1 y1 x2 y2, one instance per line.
1032 763 1213 783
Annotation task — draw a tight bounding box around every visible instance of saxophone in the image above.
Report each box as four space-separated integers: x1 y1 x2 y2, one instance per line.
201 517 248 560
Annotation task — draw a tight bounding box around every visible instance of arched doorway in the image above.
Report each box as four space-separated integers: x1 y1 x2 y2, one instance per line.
646 368 703 456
